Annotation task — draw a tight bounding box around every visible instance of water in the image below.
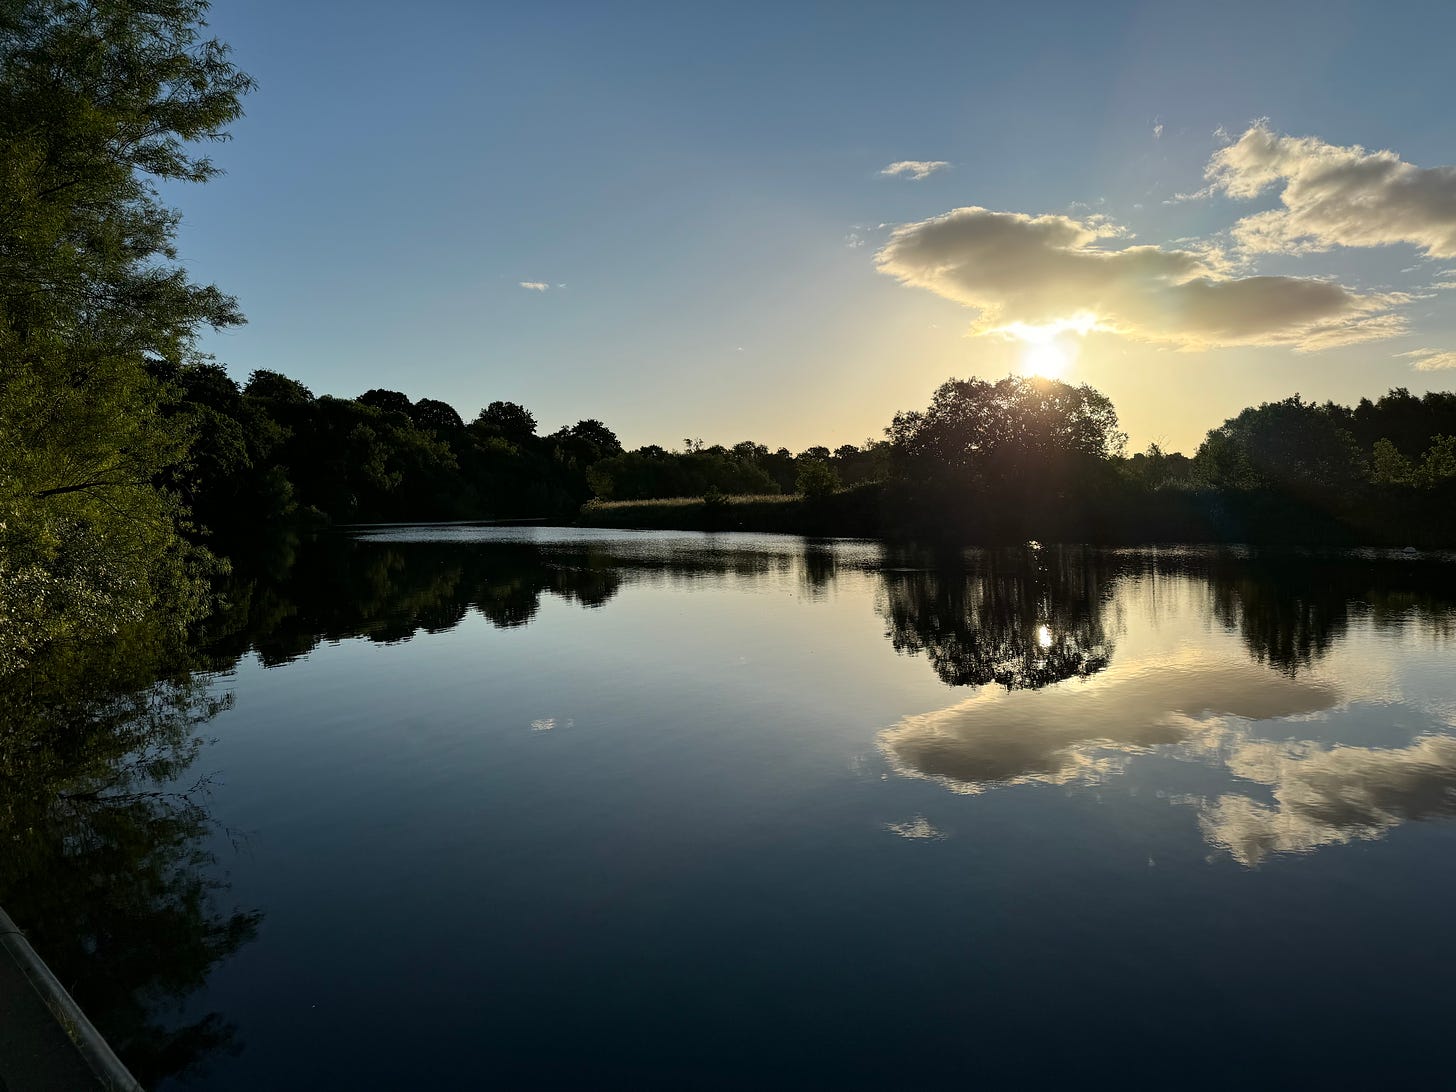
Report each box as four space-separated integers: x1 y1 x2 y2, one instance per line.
10 529 1456 1088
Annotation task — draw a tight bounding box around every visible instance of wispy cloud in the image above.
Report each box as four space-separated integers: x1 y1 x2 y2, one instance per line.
881 160 950 181
1400 348 1456 371
875 206 1407 350
1204 121 1456 258
519 281 550 291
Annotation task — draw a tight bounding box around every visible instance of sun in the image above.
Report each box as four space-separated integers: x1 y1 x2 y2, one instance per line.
1022 340 1069 379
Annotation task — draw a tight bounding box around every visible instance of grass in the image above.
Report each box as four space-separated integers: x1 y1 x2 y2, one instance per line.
577 486 885 535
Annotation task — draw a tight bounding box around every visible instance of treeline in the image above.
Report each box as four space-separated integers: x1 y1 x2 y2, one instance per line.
584 377 1456 547
156 361 892 535
1111 387 1456 546
161 362 1456 548
155 363 631 531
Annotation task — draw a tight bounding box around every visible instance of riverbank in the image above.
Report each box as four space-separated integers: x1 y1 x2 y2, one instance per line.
0 908 141 1091
577 486 884 537
575 482 1456 547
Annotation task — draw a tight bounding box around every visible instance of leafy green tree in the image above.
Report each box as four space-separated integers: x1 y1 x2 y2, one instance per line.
1370 438 1416 486
1419 435 1456 487
0 0 253 671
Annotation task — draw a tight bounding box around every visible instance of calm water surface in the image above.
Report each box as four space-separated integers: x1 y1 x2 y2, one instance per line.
28 530 1456 1087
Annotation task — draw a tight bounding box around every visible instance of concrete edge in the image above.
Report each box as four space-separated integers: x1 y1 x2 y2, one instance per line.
0 906 144 1092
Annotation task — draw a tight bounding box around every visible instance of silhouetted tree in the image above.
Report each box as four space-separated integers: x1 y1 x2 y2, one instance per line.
1193 396 1364 498
475 401 538 445
357 388 414 416
410 397 466 433
796 458 840 500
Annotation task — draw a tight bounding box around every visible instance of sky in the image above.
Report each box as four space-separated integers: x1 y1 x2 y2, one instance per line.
174 0 1456 454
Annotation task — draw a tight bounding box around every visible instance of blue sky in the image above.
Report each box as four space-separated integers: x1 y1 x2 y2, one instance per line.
176 0 1456 452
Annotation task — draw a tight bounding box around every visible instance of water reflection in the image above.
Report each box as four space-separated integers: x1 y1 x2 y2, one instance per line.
1203 733 1456 865
212 535 1456 869
868 546 1456 864
1191 552 1456 675
877 546 1116 689
202 537 626 665
878 653 1340 793
0 627 260 1086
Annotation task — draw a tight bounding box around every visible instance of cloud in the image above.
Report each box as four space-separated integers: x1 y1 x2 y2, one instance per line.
1205 122 1456 258
881 160 950 181
1201 734 1456 866
1400 349 1456 371
519 281 550 291
878 654 1338 795
875 206 1407 349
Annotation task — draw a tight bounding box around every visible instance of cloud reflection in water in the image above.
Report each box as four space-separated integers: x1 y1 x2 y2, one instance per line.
879 654 1339 794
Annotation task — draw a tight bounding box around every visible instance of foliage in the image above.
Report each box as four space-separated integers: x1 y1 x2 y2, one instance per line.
795 457 840 500
889 376 1126 486
0 0 253 671
1191 396 1365 497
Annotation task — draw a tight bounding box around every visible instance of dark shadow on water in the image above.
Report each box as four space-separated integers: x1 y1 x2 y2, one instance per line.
0 626 261 1087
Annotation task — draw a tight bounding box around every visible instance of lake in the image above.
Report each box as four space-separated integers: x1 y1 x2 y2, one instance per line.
8 528 1456 1088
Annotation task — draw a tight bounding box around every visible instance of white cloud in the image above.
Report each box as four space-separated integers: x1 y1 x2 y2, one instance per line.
881 160 950 181
875 206 1408 349
1400 348 1456 371
1205 122 1456 258
519 281 550 291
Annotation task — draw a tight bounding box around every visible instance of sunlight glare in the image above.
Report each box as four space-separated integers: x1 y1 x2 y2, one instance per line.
1009 316 1094 380
1023 341 1068 379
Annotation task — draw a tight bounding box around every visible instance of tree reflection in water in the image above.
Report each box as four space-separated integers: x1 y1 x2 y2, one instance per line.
0 626 260 1087
877 545 1117 690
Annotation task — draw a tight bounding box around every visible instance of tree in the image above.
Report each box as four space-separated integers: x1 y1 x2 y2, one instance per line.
357 388 413 416
1193 396 1364 497
244 369 313 407
566 418 622 458
1420 435 1456 487
1370 438 1415 486
474 400 537 445
796 458 840 500
410 397 465 433
0 0 254 672
889 376 1126 487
